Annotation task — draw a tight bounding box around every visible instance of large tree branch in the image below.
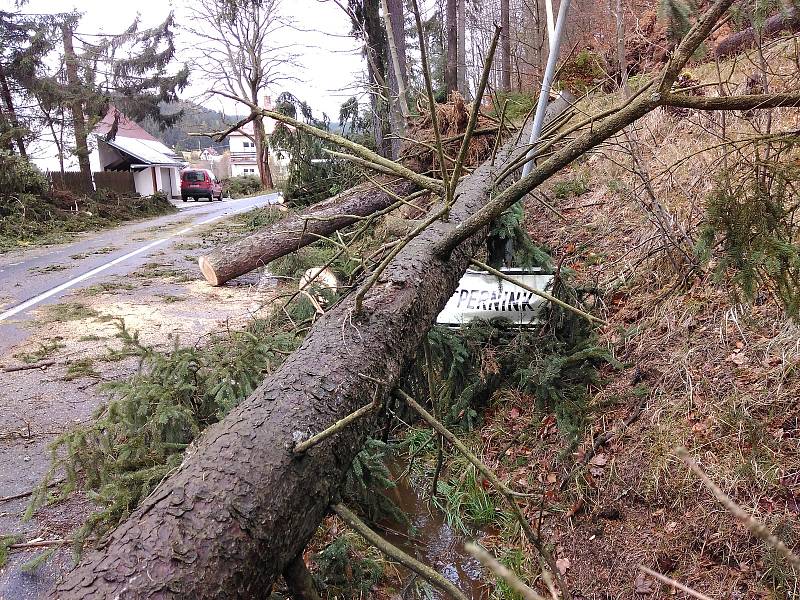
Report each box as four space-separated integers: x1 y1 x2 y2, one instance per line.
662 91 800 110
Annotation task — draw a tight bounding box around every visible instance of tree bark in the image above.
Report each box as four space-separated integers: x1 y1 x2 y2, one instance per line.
445 0 458 95
0 63 27 158
456 0 467 97
500 0 512 91
199 178 418 286
383 0 409 160
50 94 576 598
364 0 392 158
62 24 93 194
714 6 800 58
254 115 275 190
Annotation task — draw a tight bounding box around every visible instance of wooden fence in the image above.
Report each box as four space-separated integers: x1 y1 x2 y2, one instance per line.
49 170 136 196
49 171 93 195
94 171 136 195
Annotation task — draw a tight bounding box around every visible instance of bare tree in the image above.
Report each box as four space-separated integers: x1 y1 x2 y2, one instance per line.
185 0 295 189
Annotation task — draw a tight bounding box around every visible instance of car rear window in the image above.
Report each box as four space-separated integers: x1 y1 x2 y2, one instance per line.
183 171 206 182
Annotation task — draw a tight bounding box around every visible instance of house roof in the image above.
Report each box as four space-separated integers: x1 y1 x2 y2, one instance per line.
94 107 159 141
93 107 184 167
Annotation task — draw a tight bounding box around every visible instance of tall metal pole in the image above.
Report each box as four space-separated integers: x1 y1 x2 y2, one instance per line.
520 0 571 178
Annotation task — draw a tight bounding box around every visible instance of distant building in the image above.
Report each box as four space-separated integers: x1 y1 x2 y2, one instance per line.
89 107 186 199
228 96 289 180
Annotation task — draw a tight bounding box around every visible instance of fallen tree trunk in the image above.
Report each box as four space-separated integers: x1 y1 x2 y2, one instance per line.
199 178 419 286
51 99 576 598
714 6 800 58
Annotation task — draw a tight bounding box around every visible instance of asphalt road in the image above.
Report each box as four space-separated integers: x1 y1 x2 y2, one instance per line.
0 192 280 352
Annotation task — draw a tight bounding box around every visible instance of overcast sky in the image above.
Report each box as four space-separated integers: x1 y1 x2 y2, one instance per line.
6 0 365 167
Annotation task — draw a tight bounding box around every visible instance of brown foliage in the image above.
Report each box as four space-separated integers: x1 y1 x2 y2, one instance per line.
400 92 497 176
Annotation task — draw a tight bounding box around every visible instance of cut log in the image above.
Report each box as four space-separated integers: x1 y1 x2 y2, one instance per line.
714 7 800 58
51 98 573 599
199 178 419 286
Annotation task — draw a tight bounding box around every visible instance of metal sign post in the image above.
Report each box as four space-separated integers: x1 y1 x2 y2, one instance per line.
520 0 572 178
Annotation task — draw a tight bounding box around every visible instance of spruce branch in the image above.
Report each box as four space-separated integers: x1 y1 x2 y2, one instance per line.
293 396 380 454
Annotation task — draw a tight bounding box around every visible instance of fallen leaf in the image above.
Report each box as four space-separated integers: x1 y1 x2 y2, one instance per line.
547 472 558 484
556 557 571 575
728 352 746 366
589 453 609 466
508 407 521 419
565 498 584 518
634 573 655 595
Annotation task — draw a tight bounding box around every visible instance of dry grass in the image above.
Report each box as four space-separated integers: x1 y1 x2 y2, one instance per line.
489 38 800 599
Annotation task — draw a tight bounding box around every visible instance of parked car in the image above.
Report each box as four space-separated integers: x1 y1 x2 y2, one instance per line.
181 169 223 202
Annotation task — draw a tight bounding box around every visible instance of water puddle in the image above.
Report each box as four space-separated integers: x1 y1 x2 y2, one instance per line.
379 462 493 599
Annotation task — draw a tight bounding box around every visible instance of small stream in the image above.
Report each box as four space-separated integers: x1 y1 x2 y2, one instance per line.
378 463 493 599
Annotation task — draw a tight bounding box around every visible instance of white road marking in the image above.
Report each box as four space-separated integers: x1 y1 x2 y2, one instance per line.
0 237 169 322
0 199 272 323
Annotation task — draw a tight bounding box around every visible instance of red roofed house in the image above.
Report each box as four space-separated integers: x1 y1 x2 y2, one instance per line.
89 107 186 198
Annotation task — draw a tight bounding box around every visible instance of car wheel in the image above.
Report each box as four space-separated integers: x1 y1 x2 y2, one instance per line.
182 197 187 202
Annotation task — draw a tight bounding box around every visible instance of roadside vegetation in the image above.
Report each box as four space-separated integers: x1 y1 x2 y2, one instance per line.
224 174 267 199
0 153 176 252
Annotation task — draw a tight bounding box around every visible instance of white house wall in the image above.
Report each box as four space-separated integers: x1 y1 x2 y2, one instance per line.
133 168 155 196
231 163 259 178
89 138 125 172
169 168 180 198
229 133 256 154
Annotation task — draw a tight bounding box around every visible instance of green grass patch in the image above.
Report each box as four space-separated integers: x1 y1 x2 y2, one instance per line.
172 241 202 251
83 282 135 296
13 338 65 363
29 264 69 274
552 176 589 199
71 246 118 260
41 302 99 323
64 358 99 381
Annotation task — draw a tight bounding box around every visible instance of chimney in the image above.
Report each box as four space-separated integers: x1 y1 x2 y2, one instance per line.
264 95 273 111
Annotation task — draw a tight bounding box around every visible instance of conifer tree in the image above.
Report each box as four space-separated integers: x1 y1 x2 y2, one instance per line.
59 13 188 190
